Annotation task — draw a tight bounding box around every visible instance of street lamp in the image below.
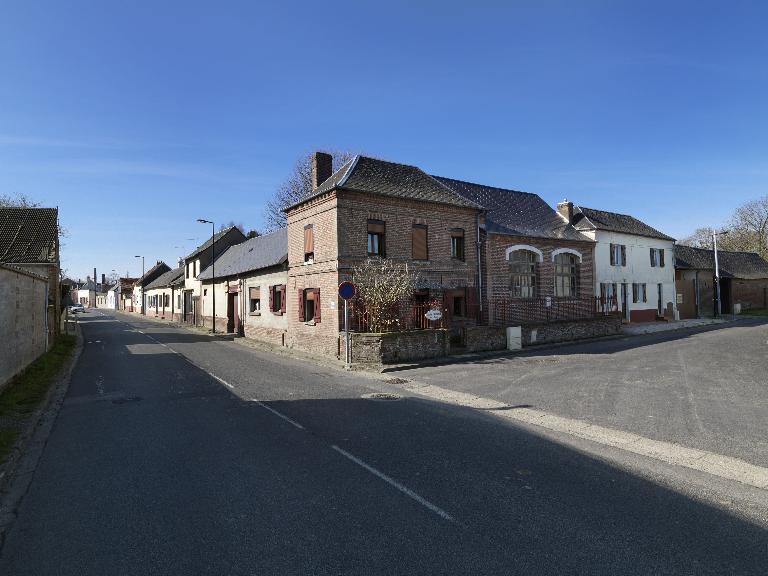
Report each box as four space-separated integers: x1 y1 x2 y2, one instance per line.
135 255 145 315
713 229 729 317
197 219 215 333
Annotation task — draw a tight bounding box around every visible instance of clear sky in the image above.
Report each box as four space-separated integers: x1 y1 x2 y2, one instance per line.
1 1 767 280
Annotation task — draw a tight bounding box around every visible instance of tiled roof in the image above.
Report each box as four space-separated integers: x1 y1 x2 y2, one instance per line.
198 228 287 280
137 261 171 287
434 176 590 241
674 245 768 279
145 266 184 290
290 155 481 210
572 206 674 241
0 207 59 263
185 226 246 260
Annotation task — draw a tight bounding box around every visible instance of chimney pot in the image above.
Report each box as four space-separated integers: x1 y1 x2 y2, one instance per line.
311 151 333 190
557 200 574 224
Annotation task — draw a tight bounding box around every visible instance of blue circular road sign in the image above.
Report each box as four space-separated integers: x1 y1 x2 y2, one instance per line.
338 281 356 300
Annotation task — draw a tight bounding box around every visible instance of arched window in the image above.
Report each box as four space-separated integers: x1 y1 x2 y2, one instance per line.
554 252 579 297
510 250 538 298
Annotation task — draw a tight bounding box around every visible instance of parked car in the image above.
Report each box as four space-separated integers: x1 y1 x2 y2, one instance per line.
69 303 85 314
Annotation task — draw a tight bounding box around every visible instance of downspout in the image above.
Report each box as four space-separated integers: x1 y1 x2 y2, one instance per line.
476 211 483 317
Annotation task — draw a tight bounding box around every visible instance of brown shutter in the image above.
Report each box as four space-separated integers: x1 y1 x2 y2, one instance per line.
650 248 655 267
304 225 314 254
660 249 665 267
367 220 385 234
643 284 647 303
620 245 626 266
609 244 615 266
313 289 321 322
632 283 638 303
280 285 286 314
412 225 428 260
298 288 304 320
269 286 274 312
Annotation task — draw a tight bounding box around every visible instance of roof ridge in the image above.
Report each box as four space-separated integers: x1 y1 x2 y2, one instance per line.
432 174 538 197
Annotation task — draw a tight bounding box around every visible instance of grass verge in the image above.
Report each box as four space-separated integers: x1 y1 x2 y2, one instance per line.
740 308 768 316
0 334 76 463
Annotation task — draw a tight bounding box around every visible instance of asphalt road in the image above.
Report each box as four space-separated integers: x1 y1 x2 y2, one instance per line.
395 318 768 468
0 312 766 575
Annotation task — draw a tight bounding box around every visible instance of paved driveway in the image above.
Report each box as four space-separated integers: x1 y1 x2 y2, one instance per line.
394 318 768 467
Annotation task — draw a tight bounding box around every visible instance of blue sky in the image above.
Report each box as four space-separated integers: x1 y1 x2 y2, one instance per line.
1 1 767 280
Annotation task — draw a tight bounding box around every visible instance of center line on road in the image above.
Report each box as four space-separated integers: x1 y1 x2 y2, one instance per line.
251 400 305 430
212 374 234 389
330 445 454 522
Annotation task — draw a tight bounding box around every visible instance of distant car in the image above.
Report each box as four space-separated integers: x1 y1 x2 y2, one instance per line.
69 303 85 313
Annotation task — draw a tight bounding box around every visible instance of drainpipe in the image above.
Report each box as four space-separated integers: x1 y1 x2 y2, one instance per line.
476 212 483 318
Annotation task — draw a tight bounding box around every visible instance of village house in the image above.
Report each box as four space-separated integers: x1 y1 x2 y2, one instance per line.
197 228 288 341
133 261 171 314
561 205 677 322
674 245 768 317
144 266 184 320
284 153 483 357
181 226 246 328
0 207 61 340
107 277 138 311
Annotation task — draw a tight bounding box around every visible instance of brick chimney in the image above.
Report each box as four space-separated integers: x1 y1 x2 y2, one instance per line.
557 200 574 224
311 151 333 190
102 273 106 285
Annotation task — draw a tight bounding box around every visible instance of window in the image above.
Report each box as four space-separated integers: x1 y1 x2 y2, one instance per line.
186 263 190 279
452 293 465 317
510 250 538 298
632 283 647 303
554 253 578 297
304 225 314 263
609 243 626 266
163 294 169 307
249 287 261 314
367 220 385 257
451 229 465 261
650 248 665 267
269 284 285 314
412 224 428 260
300 288 321 323
177 295 182 309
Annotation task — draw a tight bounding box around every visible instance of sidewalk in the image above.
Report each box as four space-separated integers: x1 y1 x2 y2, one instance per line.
621 317 733 336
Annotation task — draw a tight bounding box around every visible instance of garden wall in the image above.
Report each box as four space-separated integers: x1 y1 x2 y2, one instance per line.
522 316 621 346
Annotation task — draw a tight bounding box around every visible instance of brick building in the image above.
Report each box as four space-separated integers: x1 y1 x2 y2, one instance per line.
285 153 483 357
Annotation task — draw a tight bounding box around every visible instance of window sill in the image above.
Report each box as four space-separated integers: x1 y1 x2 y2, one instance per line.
304 320 316 326
249 312 261 317
272 311 283 316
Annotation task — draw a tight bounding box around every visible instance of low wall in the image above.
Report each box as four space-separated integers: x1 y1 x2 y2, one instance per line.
464 326 507 353
348 330 449 365
0 265 50 391
523 316 622 346
244 324 287 347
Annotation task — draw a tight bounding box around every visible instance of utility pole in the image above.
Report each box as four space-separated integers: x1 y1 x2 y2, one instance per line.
197 219 216 333
135 255 145 315
713 229 729 317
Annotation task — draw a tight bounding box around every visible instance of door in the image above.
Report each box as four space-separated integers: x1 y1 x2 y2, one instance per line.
184 291 193 322
657 283 663 316
227 292 236 333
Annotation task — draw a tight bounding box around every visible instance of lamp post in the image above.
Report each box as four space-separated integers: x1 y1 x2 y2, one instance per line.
197 219 215 333
713 229 729 317
135 255 144 315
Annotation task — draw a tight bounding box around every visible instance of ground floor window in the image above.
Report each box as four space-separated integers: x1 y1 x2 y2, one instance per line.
554 253 578 297
270 284 285 314
632 283 647 303
300 288 321 323
452 292 465 317
249 287 261 314
510 249 538 298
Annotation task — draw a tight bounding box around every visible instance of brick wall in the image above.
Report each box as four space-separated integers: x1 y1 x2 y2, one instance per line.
523 316 621 345
732 279 768 310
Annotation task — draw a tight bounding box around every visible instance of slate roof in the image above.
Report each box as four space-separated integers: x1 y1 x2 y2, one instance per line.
434 176 590 241
137 261 171 287
145 266 184 290
572 206 674 241
0 207 59 263
674 245 768 279
289 156 481 210
198 228 288 280
185 226 244 260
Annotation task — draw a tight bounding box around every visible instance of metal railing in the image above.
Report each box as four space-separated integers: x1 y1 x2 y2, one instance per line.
491 296 619 326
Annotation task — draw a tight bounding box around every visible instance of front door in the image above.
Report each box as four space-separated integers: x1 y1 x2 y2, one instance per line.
227 292 236 333
657 283 663 316
621 283 629 321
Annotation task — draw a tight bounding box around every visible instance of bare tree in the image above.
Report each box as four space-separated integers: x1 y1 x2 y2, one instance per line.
679 227 716 249
218 220 260 238
351 257 418 333
264 150 356 231
0 193 40 208
728 197 768 257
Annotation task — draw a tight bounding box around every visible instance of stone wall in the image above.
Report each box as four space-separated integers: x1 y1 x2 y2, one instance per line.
464 326 507 353
0 265 50 391
347 330 449 365
522 316 622 346
732 279 768 311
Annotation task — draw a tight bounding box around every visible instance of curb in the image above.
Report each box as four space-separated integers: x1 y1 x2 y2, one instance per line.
0 323 84 549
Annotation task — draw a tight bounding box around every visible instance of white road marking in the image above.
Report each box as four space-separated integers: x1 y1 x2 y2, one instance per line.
331 445 454 522
399 381 768 491
212 374 234 389
251 400 305 430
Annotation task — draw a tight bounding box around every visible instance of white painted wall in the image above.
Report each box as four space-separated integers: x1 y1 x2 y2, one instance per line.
200 269 288 330
588 229 677 319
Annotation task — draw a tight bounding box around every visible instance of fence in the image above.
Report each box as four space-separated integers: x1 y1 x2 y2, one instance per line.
340 300 451 333
491 296 619 326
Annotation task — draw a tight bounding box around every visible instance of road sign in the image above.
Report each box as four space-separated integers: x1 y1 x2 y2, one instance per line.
338 281 356 300
424 308 442 321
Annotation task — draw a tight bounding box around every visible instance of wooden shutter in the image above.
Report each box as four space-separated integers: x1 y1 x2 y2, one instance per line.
632 283 638 303
412 225 428 260
659 249 665 267
609 244 615 266
642 284 647 302
268 286 274 313
313 289 321 322
304 225 314 254
298 288 304 320
620 245 626 266
279 285 286 314
650 248 655 267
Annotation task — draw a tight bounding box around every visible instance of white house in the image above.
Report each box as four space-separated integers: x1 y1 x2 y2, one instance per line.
558 202 676 322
